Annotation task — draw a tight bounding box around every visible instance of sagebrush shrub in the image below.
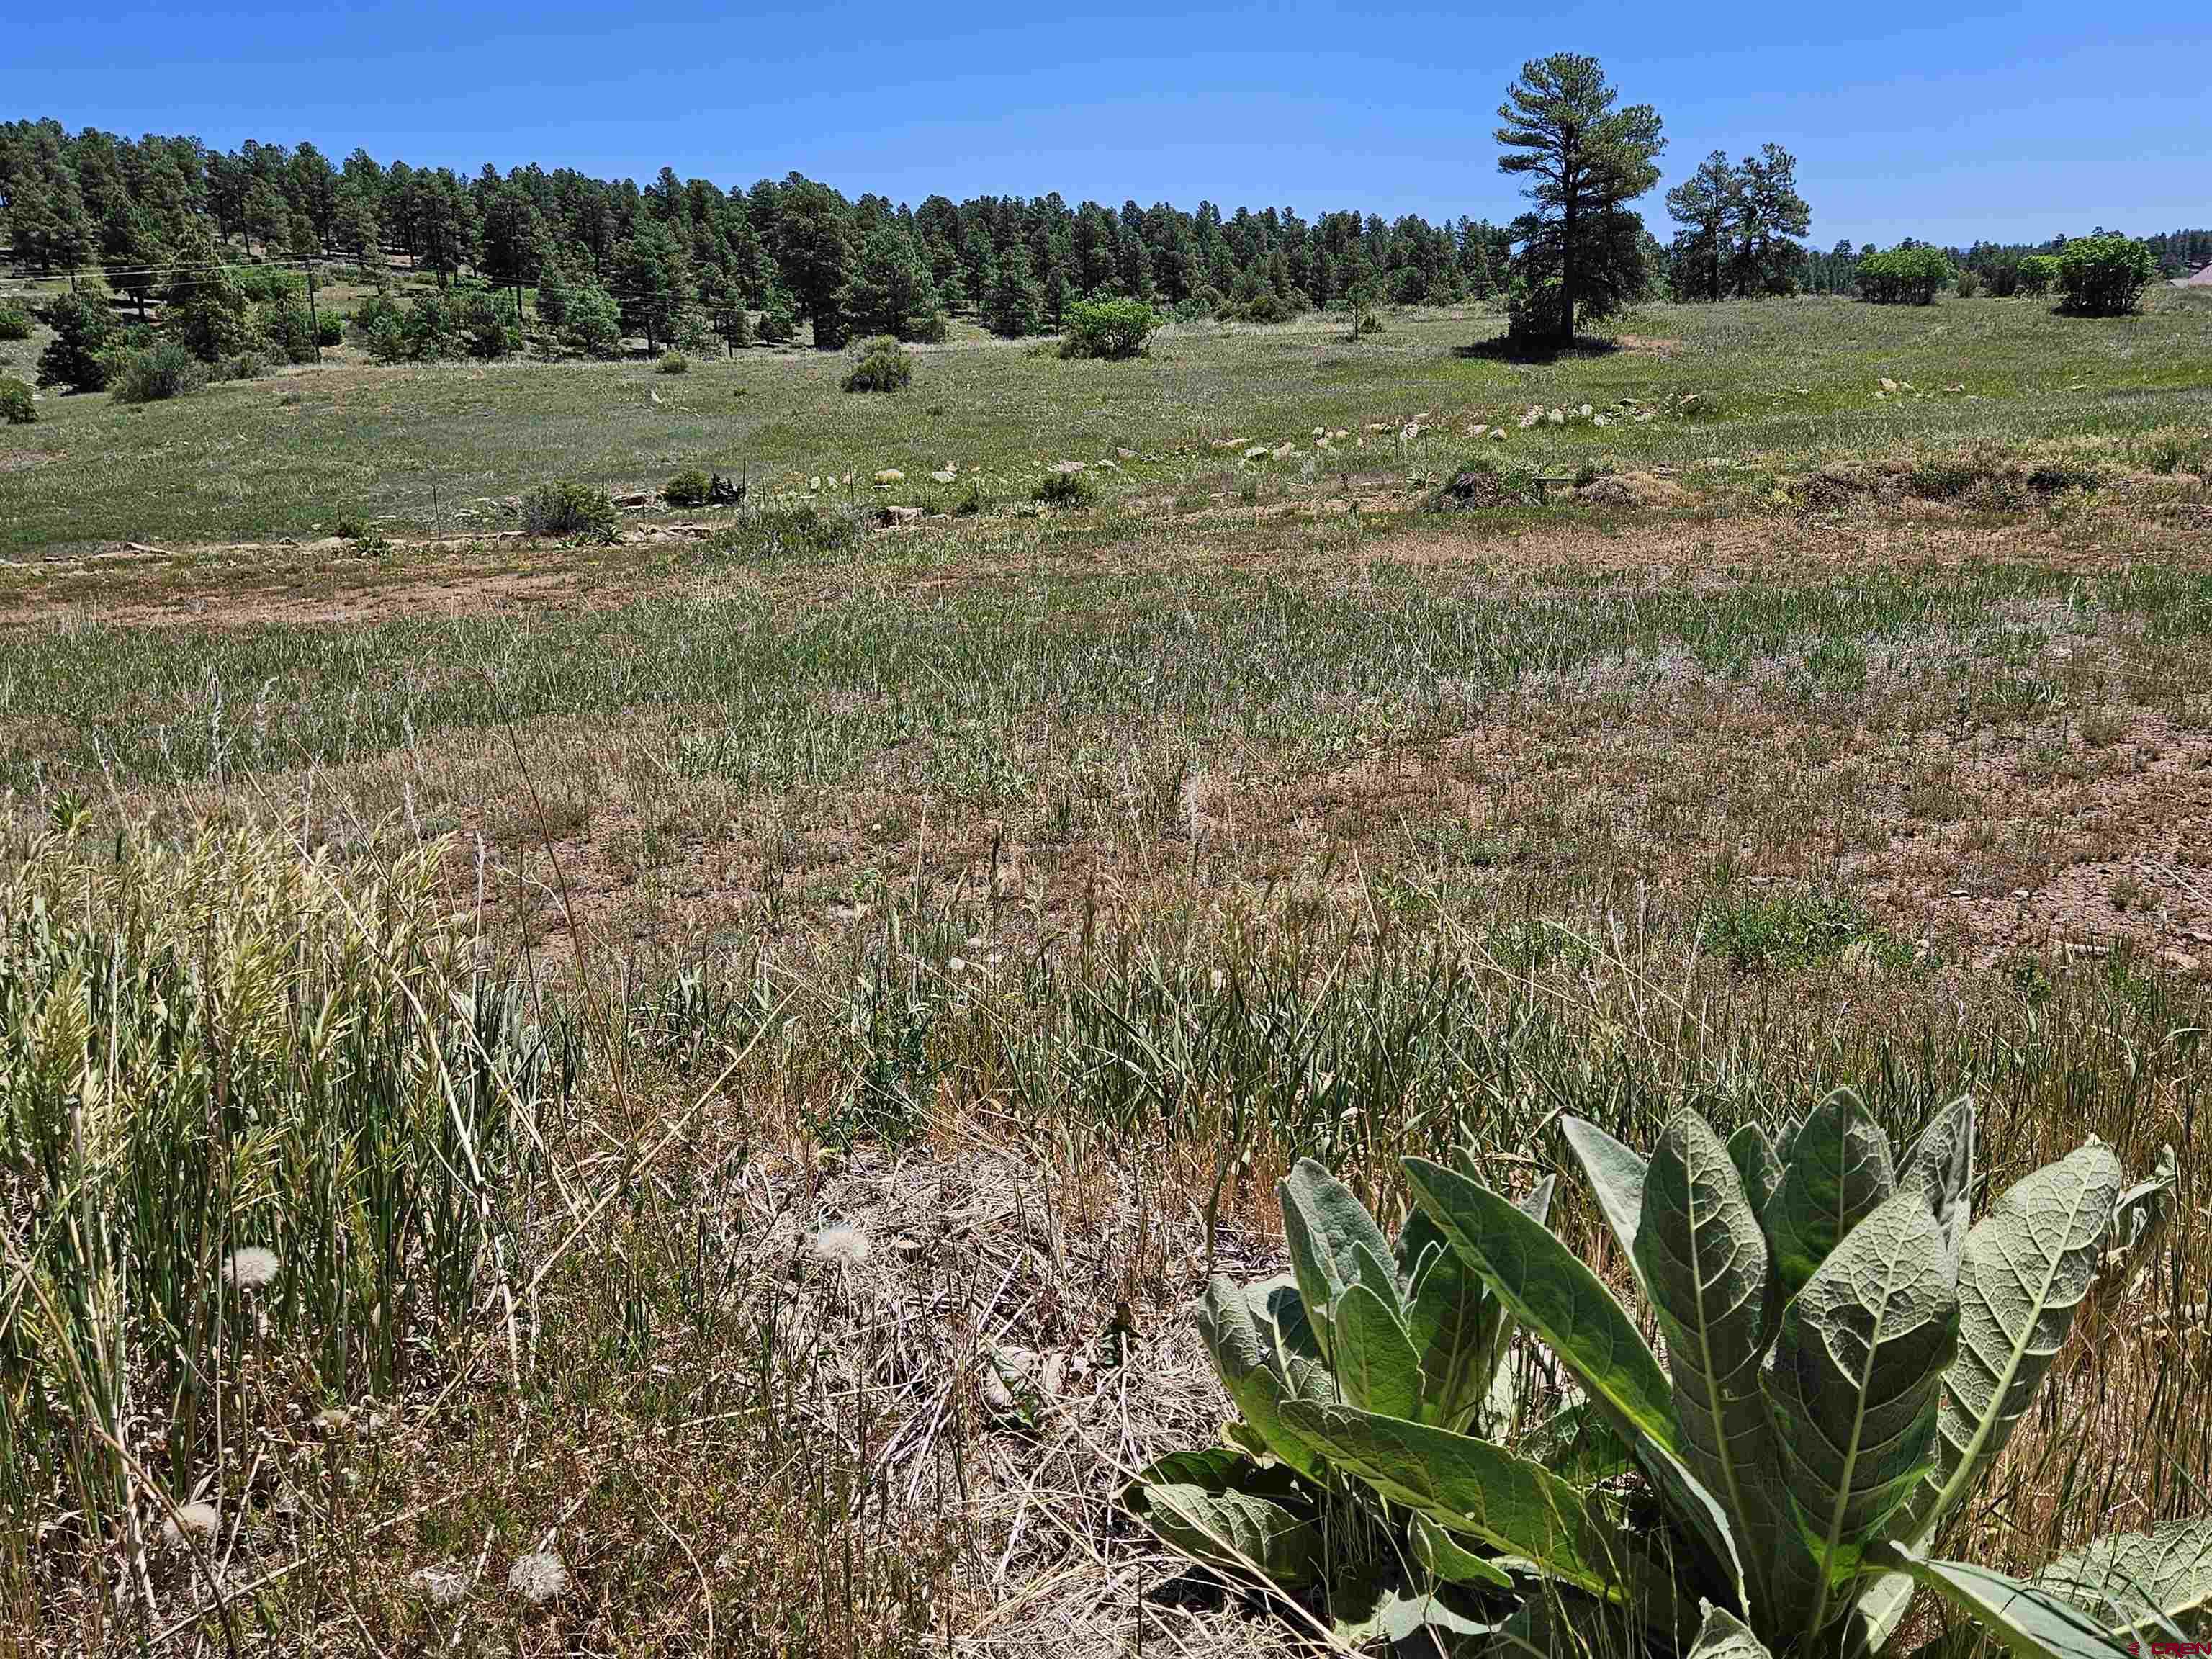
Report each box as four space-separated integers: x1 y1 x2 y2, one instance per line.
842 336 911 392
1058 297 1160 360
0 302 31 342
1033 469 1092 507
656 349 688 374
216 349 273 382
2057 235 2156 317
109 341 207 405
520 478 617 539
0 376 34 423
1954 266 1982 299
662 467 711 506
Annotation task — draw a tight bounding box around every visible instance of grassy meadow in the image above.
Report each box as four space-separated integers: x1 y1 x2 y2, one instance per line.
3 289 2212 1657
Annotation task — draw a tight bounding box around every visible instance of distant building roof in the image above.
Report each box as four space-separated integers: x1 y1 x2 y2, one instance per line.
2177 263 2212 287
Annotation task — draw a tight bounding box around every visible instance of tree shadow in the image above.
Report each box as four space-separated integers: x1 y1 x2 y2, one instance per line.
1453 332 1624 364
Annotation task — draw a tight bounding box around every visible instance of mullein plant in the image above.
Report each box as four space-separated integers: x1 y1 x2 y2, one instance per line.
1128 1156 1568 1646
1275 1090 2193 1656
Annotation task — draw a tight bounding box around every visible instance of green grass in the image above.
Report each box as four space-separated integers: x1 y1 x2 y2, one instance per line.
4 292 2208 557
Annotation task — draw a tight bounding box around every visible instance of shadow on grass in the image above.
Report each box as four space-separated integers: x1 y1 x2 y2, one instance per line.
1453 332 1625 364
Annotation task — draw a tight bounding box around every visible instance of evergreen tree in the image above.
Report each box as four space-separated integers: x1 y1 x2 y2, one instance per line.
11 127 97 272
839 224 944 341
35 291 120 391
1494 53 1665 347
1733 143 1811 296
772 176 854 349
1665 150 1740 302
613 220 688 352
161 224 253 363
986 236 1043 337
480 184 546 321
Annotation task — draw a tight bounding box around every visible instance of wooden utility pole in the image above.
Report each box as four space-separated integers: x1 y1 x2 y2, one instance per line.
306 258 323 363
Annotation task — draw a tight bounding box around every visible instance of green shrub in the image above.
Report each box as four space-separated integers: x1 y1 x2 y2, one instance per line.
216 348 274 382
0 376 34 423
656 348 688 374
1058 297 1160 359
520 477 617 539
1856 245 1953 305
662 467 711 507
841 335 911 392
560 283 623 358
2057 234 2157 316
455 289 518 360
1954 266 1982 299
109 341 208 405
757 299 798 343
2018 253 2059 296
259 296 319 364
232 266 301 303
317 314 343 347
35 293 120 392
0 302 31 341
1033 469 1093 508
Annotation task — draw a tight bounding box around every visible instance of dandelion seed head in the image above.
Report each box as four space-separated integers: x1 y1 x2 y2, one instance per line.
413 1565 470 1607
508 1549 570 1606
223 1246 280 1292
811 1224 871 1268
161 1501 220 1548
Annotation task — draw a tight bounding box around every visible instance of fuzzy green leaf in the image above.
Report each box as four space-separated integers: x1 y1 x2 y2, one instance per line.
2036 1517 2212 1637
1766 1089 1897 1295
1281 1401 1642 1604
1413 1512 1516 1588
1280 1158 1395 1359
1885 1545 2134 1659
1898 1095 1977 1262
1762 1190 1958 1624
1687 1601 1775 1659
1729 1123 1785 1219
1333 1282 1423 1418
1560 1116 1652 1294
1637 1112 1786 1612
1915 1141 2120 1538
1196 1274 1329 1478
1125 1454 1321 1588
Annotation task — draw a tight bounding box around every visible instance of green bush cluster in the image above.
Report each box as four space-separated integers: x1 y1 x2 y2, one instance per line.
2018 253 2060 296
519 477 617 540
1058 297 1160 359
1033 469 1093 507
656 348 688 374
841 335 911 392
2057 234 2157 317
1856 245 1954 305
662 466 711 506
109 341 208 405
0 376 34 423
34 293 121 392
0 302 31 342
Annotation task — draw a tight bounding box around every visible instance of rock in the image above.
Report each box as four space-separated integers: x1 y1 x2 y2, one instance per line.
1244 445 1269 460
1210 436 1246 450
879 505 922 524
1115 446 1136 459
1518 410 1541 429
1547 408 1564 426
1577 403 1593 419
1489 427 1506 441
1092 459 1118 470
1365 421 1393 433
1272 441 1296 459
808 475 822 491
929 467 957 484
1592 412 1609 428
1468 424 1489 439
1048 459 1086 475
873 469 904 486
1879 377 1899 393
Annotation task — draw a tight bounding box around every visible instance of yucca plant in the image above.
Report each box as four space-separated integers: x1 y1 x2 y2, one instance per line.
1279 1090 2190 1658
1128 1158 1567 1644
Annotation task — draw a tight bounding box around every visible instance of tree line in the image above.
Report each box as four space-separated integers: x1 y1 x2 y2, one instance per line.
0 117 1531 349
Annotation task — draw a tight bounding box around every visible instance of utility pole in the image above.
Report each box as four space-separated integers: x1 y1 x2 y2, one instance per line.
306 258 323 362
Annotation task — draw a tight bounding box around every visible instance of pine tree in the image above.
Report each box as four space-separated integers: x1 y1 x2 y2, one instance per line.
161 223 253 364
11 129 97 274
613 220 688 352
1494 53 1665 347
839 225 943 341
772 177 855 349
1665 150 1740 302
35 292 120 392
986 237 1043 337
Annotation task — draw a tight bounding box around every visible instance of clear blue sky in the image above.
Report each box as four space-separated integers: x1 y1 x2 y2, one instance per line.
23 0 2208 246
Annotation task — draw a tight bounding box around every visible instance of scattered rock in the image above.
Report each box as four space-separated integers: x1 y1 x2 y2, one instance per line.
879 505 922 525
1115 446 1136 459
1048 459 1086 475
1879 377 1899 393
1243 444 1269 460
873 469 904 486
1572 471 1689 508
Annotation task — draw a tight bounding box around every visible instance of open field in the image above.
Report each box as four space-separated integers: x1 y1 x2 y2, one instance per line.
4 292 2212 1657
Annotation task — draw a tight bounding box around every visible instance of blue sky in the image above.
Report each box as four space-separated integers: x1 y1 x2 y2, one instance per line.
24 0 2208 246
